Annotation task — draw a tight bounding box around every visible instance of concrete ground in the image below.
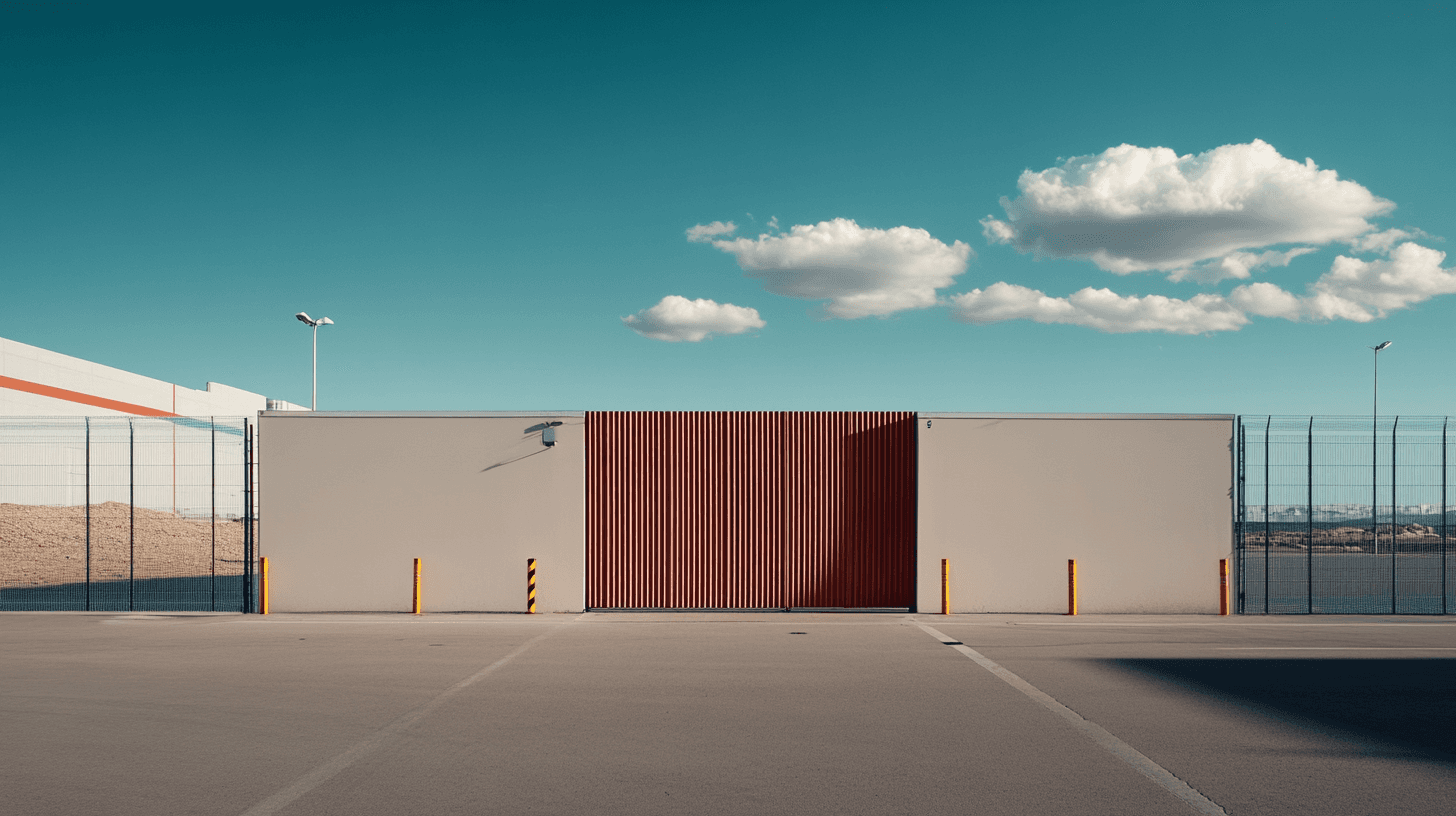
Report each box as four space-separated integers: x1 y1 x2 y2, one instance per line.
3 613 1455 816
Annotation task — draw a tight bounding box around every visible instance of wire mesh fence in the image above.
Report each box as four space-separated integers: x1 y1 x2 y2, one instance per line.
0 416 257 612
1238 415 1453 614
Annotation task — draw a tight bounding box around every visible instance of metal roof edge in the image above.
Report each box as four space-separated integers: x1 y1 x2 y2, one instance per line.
259 410 586 418
916 412 1236 420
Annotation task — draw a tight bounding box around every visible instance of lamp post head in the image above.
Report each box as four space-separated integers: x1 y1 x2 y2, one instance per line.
295 312 335 329
1372 340 1393 353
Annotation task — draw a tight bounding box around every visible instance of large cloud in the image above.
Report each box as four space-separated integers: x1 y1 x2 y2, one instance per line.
951 242 1455 334
981 140 1394 276
949 283 1248 334
698 218 972 318
622 296 765 342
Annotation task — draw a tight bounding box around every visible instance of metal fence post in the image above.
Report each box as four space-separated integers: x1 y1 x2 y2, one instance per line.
1392 416 1399 613
129 417 135 612
210 418 216 612
1444 418 1449 615
1373 412 1379 556
1307 417 1313 614
1236 419 1245 613
84 417 91 611
1264 416 1270 614
243 420 253 614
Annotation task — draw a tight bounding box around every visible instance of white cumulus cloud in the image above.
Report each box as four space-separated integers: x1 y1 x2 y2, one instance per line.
949 242 1456 334
686 221 737 243
949 283 1248 334
622 295 765 342
1172 247 1320 284
981 139 1394 277
702 218 972 318
1305 242 1456 322
1348 227 1431 255
1228 282 1303 320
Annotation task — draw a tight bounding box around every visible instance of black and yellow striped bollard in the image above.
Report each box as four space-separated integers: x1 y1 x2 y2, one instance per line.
527 558 536 614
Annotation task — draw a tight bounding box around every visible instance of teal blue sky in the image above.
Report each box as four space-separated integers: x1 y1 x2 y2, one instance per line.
3 1 1453 413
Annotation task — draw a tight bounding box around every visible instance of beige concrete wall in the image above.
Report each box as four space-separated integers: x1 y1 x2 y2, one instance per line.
260 412 584 612
918 415 1233 614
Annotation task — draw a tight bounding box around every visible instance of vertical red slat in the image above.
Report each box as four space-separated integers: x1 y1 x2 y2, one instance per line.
586 411 915 609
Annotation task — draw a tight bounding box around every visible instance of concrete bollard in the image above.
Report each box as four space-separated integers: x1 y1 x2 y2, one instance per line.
259 556 270 615
1219 558 1229 616
941 559 950 615
1067 559 1078 616
412 558 422 615
527 558 537 614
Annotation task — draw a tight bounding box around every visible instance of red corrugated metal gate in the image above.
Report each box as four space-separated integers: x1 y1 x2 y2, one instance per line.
586 412 916 610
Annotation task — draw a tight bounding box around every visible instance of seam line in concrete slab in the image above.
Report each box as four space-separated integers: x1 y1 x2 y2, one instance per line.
913 622 1227 816
237 623 568 816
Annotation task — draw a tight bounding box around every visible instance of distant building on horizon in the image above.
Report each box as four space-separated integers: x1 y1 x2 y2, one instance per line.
0 335 304 418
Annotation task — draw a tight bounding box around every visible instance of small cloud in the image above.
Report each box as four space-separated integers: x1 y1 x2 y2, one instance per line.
766 216 779 232
981 139 1394 277
949 283 1247 334
700 217 972 319
622 295 765 342
1306 242 1456 322
1228 282 1303 320
1170 247 1319 284
1348 227 1432 255
686 221 737 243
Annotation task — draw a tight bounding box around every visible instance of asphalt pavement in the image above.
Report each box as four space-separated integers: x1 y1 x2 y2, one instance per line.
3 612 1455 815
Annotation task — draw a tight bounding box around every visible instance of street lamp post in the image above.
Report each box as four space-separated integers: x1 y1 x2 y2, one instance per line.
296 312 334 411
1371 341 1392 554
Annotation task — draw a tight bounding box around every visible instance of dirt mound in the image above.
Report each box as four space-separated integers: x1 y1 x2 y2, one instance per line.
0 502 250 586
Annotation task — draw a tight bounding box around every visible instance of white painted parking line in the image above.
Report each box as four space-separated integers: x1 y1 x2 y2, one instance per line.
914 622 1227 816
238 625 565 816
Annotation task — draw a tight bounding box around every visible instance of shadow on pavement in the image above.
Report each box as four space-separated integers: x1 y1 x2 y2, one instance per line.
1114 658 1456 762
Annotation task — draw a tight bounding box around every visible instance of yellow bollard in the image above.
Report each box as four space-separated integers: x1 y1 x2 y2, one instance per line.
1067 559 1078 616
412 558 422 615
1219 559 1230 616
941 559 950 615
259 556 270 615
527 558 537 614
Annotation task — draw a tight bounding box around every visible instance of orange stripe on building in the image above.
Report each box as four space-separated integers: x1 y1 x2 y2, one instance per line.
0 375 180 417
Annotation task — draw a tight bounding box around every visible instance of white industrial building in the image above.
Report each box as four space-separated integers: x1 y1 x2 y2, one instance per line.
0 335 304 417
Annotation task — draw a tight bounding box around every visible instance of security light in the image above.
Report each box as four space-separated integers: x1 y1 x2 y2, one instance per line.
295 311 335 409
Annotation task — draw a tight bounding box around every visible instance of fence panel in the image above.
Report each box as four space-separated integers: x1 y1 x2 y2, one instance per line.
0 416 254 612
1238 416 1452 614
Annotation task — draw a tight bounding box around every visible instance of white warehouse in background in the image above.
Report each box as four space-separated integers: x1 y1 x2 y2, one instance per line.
0 335 305 417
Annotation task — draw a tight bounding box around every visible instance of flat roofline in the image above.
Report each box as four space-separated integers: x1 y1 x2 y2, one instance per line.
918 412 1235 420
260 410 586 418
261 410 1233 421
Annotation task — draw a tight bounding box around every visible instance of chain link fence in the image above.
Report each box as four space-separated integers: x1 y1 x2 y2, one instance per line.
0 416 257 611
1238 415 1454 614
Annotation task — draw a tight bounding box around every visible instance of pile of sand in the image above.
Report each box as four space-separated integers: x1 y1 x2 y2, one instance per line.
0 502 251 586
